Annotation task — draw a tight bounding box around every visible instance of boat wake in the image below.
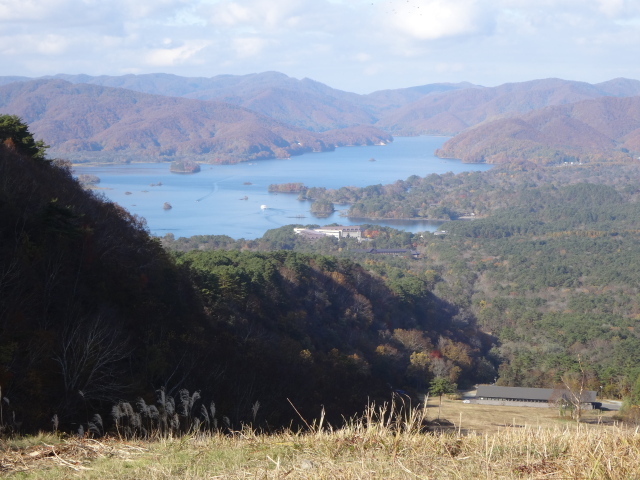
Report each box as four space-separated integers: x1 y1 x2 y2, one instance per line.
196 176 233 202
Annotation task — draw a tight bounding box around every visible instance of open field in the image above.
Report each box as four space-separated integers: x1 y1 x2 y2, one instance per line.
423 396 620 435
2 401 639 479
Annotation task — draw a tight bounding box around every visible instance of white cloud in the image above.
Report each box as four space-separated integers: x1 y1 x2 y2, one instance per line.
382 0 495 41
123 0 190 19
0 0 193 30
145 40 210 66
363 64 383 76
208 0 306 30
36 35 71 55
435 62 465 74
0 33 69 56
597 0 624 17
0 0 640 92
211 2 253 27
204 0 351 34
232 37 269 58
0 0 64 21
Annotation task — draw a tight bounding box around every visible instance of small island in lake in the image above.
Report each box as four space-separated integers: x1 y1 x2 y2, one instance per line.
310 199 335 217
170 159 201 174
268 182 306 193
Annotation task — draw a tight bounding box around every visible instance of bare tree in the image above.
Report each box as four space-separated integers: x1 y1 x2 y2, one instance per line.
551 357 592 423
53 312 131 412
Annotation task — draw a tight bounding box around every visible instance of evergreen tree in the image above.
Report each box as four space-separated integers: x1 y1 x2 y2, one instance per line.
0 114 49 160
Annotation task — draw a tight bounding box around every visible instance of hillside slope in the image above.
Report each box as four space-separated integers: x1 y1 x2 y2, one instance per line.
376 78 640 136
4 73 640 165
48 72 376 131
435 95 640 164
0 143 212 430
0 79 391 162
0 73 475 131
0 137 493 432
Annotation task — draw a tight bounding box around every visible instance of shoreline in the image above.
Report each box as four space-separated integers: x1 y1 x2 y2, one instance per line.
342 215 479 222
69 136 489 239
63 135 469 168
345 215 450 223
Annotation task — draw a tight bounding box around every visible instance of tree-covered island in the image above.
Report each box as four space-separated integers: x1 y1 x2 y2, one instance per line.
170 159 201 173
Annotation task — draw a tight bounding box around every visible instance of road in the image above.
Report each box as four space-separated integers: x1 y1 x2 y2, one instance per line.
600 400 622 411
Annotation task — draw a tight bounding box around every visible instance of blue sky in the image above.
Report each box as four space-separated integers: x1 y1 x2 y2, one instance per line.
1 0 639 93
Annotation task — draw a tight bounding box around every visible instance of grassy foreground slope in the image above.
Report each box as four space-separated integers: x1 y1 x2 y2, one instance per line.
2 401 638 479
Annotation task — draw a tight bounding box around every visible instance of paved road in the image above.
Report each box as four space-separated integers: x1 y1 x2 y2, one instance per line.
600 400 622 411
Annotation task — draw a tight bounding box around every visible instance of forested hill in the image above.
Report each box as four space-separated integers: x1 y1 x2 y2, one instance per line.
429 181 640 397
3 72 473 131
435 95 640 164
0 137 493 433
374 77 640 136
8 73 640 138
162 170 640 403
0 79 391 163
3 73 640 166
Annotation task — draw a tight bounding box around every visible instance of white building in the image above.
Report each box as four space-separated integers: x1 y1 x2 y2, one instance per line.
294 225 362 240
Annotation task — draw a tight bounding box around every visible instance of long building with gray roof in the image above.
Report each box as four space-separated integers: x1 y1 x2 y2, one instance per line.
474 385 599 409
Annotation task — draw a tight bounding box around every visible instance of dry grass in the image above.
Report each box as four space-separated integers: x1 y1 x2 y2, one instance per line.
2 401 638 479
427 396 618 434
0 434 147 476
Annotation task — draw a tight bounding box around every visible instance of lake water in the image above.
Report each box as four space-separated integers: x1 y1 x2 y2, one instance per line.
74 136 491 239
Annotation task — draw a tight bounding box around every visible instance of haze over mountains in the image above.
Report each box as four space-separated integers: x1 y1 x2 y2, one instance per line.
1 72 640 164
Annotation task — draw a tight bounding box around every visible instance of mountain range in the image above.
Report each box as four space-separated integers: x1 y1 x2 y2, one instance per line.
1 72 640 164
376 78 640 135
0 79 391 163
435 95 640 164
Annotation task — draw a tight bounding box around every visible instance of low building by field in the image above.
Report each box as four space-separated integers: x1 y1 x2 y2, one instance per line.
474 385 600 409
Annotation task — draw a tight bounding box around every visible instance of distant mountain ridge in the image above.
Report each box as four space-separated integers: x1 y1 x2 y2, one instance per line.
1 72 474 132
0 79 391 163
435 95 640 164
2 72 640 164
375 78 640 136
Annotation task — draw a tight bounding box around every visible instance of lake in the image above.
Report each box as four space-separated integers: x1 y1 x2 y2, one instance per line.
74 136 491 239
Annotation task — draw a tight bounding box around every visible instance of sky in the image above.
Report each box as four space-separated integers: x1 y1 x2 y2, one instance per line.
1 0 640 93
